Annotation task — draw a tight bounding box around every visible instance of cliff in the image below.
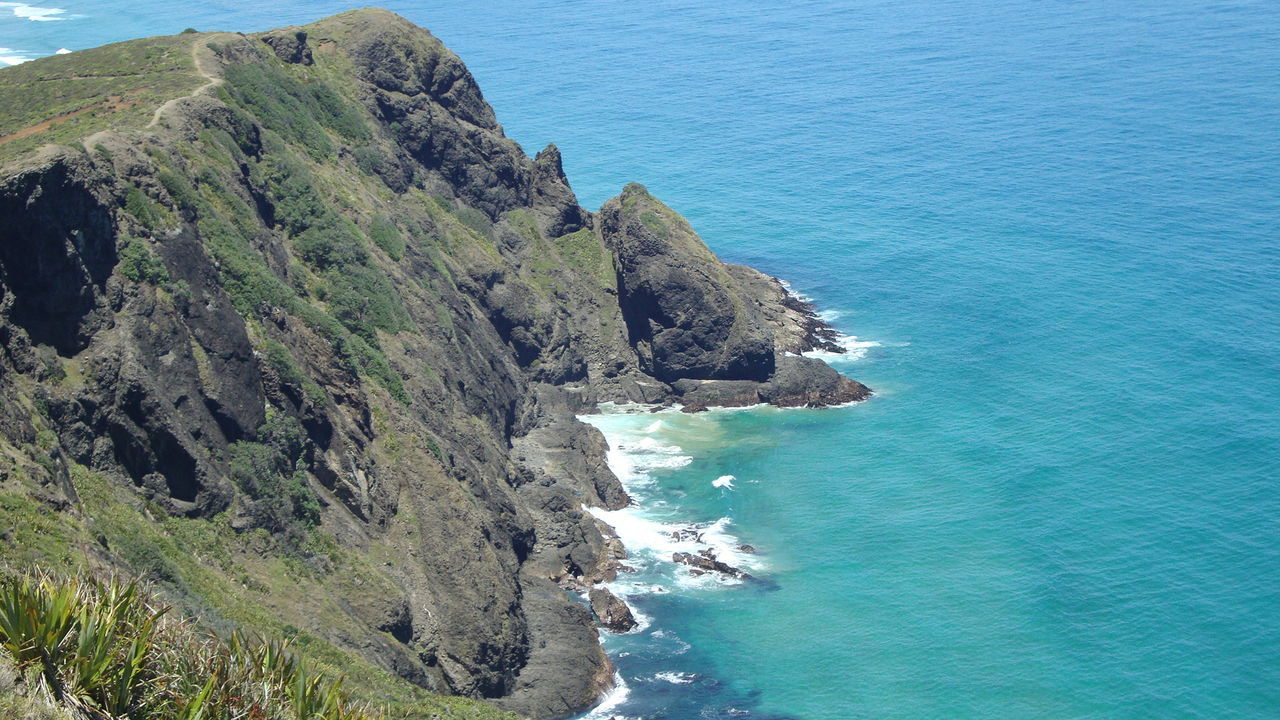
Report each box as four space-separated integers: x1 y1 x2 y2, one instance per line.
0 9 868 719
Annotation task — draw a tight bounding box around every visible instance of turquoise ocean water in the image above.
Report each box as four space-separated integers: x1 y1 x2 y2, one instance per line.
5 1 1278 717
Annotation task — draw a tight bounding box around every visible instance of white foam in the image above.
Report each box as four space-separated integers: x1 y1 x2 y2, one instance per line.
580 672 630 720
0 47 31 65
582 407 766 591
777 277 814 303
0 3 68 21
804 333 881 362
650 629 692 655
654 671 697 685
54 47 69 54
817 309 844 321
625 602 653 633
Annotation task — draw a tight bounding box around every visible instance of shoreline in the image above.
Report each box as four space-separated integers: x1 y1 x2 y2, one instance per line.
571 287 873 719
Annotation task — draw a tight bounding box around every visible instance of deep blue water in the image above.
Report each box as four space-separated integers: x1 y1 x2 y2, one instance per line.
5 1 1279 718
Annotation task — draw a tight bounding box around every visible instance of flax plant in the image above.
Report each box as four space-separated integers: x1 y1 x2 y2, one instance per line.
0 571 380 720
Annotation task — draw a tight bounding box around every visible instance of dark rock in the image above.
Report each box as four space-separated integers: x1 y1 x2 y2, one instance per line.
532 144 589 238
588 587 638 633
261 30 313 65
601 184 776 383
760 355 871 407
671 528 703 543
672 551 753 581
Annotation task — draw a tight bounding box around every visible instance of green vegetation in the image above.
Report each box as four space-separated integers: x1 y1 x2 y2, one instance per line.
0 456 514 720
263 338 327 405
263 151 410 345
220 57 370 161
453 206 491 238
503 209 539 243
0 34 203 162
368 214 406 261
156 168 200 211
123 186 172 230
116 237 170 285
190 153 410 404
228 411 319 544
0 572 379 720
552 228 615 287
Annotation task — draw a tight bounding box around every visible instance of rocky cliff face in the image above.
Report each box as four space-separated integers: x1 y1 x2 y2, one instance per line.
0 9 868 719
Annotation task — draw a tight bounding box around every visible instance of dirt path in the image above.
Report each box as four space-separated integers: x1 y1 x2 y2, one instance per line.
0 35 232 147
0 92 142 146
146 35 228 128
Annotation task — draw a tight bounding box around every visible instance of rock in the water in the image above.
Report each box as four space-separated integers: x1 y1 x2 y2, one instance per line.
760 355 871 407
589 587 638 633
672 551 753 581
670 527 704 543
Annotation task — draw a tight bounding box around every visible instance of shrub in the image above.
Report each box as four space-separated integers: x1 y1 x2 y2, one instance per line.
123 186 169 229
263 339 326 405
118 237 170 285
293 215 368 270
157 168 200 212
222 60 369 161
368 214 405 261
322 265 410 343
0 572 380 720
228 413 319 540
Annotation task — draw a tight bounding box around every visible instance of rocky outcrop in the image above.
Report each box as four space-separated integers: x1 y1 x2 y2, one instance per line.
673 550 753 581
261 30 314 65
0 8 870 719
602 184 775 384
588 587 638 633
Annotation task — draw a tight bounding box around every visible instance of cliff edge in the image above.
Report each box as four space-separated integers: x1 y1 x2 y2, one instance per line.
0 9 869 718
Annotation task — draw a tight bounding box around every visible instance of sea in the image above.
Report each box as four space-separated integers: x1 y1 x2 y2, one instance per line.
4 1 1278 718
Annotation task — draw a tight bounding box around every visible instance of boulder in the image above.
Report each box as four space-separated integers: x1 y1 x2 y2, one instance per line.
588 587 638 633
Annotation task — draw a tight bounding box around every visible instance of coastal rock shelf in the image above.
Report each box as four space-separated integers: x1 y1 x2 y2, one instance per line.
0 8 871 719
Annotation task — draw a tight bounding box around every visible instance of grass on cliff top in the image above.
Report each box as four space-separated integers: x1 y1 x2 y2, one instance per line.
0 34 204 164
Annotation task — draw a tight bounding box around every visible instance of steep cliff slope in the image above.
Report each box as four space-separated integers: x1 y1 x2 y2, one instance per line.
0 9 868 718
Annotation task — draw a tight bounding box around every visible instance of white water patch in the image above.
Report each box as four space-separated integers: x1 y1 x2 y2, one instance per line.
625 601 653 634
0 47 32 65
587 506 762 591
817 308 843 321
654 671 697 685
776 277 814 303
650 629 692 655
579 672 631 720
804 333 881 362
0 3 68 21
54 47 69 54
583 406 765 590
